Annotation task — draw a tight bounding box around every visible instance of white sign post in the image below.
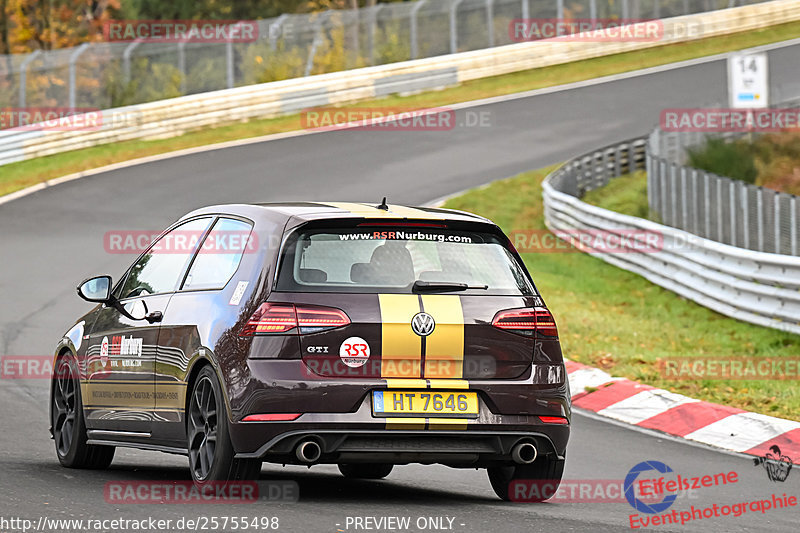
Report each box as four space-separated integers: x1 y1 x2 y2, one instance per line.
728 53 769 109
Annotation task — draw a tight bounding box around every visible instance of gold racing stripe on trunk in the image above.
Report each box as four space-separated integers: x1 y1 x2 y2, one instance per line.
379 294 422 378
385 379 427 389
421 295 464 379
427 379 469 389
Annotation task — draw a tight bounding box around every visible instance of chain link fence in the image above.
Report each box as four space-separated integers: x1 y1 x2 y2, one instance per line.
0 0 766 110
647 106 800 257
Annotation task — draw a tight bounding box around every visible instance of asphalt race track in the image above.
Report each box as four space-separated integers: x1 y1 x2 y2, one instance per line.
1 43 799 532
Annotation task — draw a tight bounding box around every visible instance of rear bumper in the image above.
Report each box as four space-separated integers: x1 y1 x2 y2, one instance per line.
229 359 570 465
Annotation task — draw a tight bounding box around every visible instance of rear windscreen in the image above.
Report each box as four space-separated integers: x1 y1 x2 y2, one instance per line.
275 227 534 295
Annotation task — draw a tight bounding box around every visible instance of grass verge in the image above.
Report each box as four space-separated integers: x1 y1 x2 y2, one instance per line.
3 21 800 198
443 167 800 422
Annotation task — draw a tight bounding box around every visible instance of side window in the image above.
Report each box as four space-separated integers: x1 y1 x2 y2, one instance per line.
118 217 213 299
182 218 254 291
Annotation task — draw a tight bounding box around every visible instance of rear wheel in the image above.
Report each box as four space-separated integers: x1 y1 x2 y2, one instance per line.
338 463 394 479
488 455 564 502
51 355 115 469
187 366 261 484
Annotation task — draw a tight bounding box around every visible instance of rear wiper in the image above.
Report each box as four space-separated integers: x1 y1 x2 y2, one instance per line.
412 280 488 292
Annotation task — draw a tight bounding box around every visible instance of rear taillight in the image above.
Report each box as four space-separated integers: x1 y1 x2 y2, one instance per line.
240 303 350 336
295 306 350 334
491 306 558 337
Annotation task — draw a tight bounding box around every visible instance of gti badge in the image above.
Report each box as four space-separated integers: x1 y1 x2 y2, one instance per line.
411 312 435 336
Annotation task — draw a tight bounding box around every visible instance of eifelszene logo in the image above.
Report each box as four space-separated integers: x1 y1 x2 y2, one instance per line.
753 445 793 482
411 312 435 337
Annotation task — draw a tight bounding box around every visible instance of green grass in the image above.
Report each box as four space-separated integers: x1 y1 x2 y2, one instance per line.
582 170 653 219
443 167 800 422
3 20 800 197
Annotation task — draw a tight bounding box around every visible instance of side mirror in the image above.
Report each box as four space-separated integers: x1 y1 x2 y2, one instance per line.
77 276 112 303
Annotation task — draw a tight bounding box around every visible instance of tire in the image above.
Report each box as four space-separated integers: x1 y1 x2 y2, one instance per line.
51 355 115 469
338 463 394 479
487 455 565 502
187 366 261 484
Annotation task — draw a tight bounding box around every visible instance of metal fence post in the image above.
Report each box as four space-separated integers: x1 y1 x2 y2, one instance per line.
774 192 781 254
690 169 698 235
741 181 750 250
622 0 630 19
716 178 723 243
683 0 689 15
304 13 330 77
522 0 529 20
486 0 495 48
368 5 383 65
670 164 677 227
450 0 465 54
269 14 289 51
757 189 764 252
19 50 41 108
122 40 142 85
792 197 798 256
557 0 564 19
226 22 242 89
680 167 688 230
660 160 668 224
703 173 710 238
68 43 91 109
729 179 736 247
654 0 660 18
410 0 427 60
178 41 187 94
590 0 597 19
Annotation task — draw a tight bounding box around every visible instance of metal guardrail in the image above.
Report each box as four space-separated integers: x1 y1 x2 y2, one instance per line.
0 0 770 110
648 127 800 256
542 137 800 335
1 0 797 172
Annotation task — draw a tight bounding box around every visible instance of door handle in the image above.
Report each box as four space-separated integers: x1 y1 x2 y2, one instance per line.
145 311 163 323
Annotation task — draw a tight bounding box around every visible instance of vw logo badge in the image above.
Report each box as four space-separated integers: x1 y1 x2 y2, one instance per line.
411 312 435 336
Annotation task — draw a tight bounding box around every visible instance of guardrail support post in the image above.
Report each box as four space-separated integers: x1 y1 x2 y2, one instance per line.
590 0 597 20
622 0 630 19
19 50 41 108
68 43 91 109
450 0 465 55
654 0 660 18
178 41 187 94
691 169 698 235
557 0 564 20
410 0 427 60
522 0 529 20
226 24 238 89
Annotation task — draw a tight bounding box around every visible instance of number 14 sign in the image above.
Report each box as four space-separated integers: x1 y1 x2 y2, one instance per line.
728 53 769 109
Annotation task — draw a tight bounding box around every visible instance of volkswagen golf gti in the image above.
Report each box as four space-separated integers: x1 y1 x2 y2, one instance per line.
50 201 570 500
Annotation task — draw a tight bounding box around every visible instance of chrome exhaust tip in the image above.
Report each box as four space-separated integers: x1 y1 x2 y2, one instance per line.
511 442 538 464
295 439 322 464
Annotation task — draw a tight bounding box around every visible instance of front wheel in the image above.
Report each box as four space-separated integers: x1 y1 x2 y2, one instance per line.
338 463 394 479
187 366 261 484
51 355 115 469
488 455 565 502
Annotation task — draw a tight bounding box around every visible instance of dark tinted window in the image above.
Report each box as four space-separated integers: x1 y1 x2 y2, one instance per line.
182 218 254 291
119 217 212 298
276 227 534 295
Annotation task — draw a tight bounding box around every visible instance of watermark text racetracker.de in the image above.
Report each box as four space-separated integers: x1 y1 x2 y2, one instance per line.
510 229 664 254
103 20 259 43
301 107 492 132
660 356 800 380
661 108 800 132
104 230 259 254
